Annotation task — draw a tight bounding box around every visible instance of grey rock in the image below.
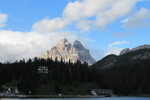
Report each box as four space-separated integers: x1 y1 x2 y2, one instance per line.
131 44 150 51
119 48 130 55
119 44 150 55
38 38 96 65
73 40 96 65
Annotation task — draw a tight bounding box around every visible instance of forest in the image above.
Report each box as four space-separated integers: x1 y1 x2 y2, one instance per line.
0 55 150 95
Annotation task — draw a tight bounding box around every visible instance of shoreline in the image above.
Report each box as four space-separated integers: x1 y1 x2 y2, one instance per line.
0 95 106 98
1 95 150 98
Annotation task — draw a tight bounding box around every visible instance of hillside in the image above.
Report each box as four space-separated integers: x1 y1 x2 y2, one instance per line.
92 48 150 69
91 48 150 95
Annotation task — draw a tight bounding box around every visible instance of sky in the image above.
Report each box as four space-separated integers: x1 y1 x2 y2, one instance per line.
0 0 150 62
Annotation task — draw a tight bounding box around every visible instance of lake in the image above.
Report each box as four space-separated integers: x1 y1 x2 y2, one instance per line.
0 97 150 100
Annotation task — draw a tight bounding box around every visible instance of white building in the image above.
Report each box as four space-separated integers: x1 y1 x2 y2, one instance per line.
38 66 48 73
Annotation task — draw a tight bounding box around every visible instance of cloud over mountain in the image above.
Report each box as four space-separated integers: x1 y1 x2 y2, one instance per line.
0 0 149 63
33 0 137 32
0 30 78 62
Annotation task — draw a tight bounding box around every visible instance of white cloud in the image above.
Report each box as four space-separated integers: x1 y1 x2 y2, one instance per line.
32 18 69 33
76 20 92 32
108 41 129 47
122 8 150 29
0 13 8 28
33 0 137 32
0 30 78 62
104 41 129 56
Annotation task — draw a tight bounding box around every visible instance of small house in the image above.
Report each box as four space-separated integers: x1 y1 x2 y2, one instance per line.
0 86 19 95
38 66 48 73
91 89 113 97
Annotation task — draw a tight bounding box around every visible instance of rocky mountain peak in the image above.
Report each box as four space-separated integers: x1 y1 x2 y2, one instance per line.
119 48 130 55
38 38 96 65
73 40 96 65
73 40 82 45
59 38 68 43
56 38 71 51
73 40 85 50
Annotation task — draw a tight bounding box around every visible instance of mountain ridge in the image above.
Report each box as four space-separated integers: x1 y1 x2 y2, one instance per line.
38 38 96 65
119 44 150 55
92 44 150 69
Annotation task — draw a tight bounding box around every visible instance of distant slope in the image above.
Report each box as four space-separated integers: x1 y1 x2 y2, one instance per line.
92 48 150 69
94 57 150 95
91 48 150 95
92 54 118 68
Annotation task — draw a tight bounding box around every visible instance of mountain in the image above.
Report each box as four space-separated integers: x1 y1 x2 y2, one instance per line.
38 38 96 65
119 48 130 55
119 44 150 55
92 50 150 95
91 45 150 95
92 54 118 68
73 40 96 65
92 44 150 69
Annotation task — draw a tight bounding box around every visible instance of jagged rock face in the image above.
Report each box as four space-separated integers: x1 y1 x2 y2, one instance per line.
38 38 96 65
73 40 96 65
119 48 130 55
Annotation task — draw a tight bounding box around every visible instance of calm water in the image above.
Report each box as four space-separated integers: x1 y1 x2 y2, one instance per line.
0 97 150 100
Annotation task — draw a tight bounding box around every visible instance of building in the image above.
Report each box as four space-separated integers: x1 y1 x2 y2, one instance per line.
38 66 48 73
0 86 19 96
91 89 113 97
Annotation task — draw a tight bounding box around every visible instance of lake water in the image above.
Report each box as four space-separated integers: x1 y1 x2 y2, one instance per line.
0 97 150 100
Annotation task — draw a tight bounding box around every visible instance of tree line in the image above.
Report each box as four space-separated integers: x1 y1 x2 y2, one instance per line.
0 56 150 95
0 58 93 94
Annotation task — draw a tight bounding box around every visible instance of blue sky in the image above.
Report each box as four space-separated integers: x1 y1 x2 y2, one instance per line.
0 0 150 62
